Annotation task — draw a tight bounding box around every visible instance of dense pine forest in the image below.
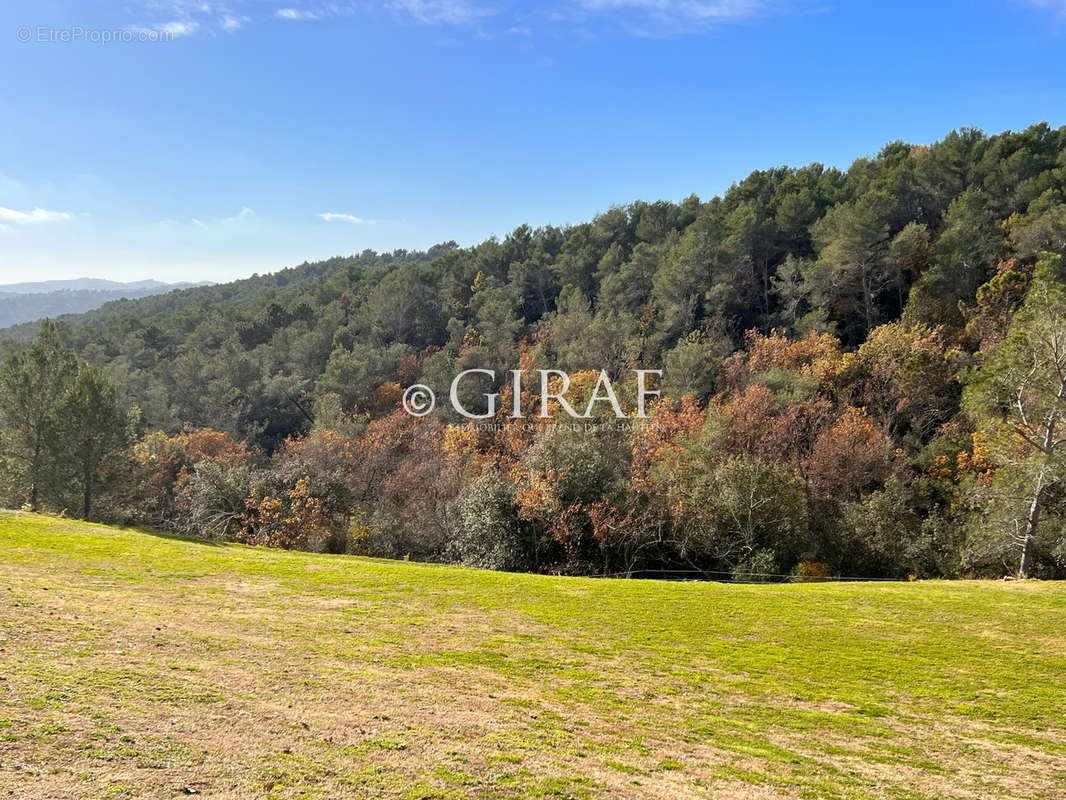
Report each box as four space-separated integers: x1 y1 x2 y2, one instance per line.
3 123 1066 579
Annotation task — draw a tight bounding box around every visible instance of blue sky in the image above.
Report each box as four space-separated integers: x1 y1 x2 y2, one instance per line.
1 0 1065 284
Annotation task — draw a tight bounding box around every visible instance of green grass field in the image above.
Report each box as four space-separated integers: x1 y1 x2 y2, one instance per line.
1 512 1064 799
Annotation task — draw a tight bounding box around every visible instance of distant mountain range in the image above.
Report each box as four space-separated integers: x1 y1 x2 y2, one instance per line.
0 279 213 328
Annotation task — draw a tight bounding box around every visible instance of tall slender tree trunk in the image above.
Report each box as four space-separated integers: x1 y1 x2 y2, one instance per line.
1019 470 1044 578
1021 407 1059 577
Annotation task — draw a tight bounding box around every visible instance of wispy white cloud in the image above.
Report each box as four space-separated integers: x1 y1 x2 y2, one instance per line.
318 212 366 223
125 0 793 39
129 0 252 35
220 14 250 30
276 7 322 20
128 19 201 36
126 22 200 38
161 20 201 35
395 0 793 36
390 0 495 25
579 0 765 19
566 0 782 35
0 206 72 224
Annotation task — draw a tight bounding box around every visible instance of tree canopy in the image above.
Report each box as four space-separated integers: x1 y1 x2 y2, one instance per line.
4 122 1066 578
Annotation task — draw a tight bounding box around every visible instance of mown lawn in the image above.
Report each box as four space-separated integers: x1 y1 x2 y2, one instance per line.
0 512 1064 799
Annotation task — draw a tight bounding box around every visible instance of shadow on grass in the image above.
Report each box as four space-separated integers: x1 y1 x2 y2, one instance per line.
1 508 225 548
124 524 225 548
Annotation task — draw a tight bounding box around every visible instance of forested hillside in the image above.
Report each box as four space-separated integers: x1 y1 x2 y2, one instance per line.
0 282 210 329
3 122 1066 580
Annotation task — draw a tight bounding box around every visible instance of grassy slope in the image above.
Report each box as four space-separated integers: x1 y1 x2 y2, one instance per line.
1 513 1064 800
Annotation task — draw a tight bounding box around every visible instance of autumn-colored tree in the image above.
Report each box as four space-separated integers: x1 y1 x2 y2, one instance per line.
718 329 845 402
272 429 362 551
744 328 845 381
715 383 835 473
239 476 331 550
719 384 780 461
175 426 253 466
808 407 901 500
350 410 421 503
630 395 704 489
515 427 628 572
133 426 253 526
847 322 957 448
